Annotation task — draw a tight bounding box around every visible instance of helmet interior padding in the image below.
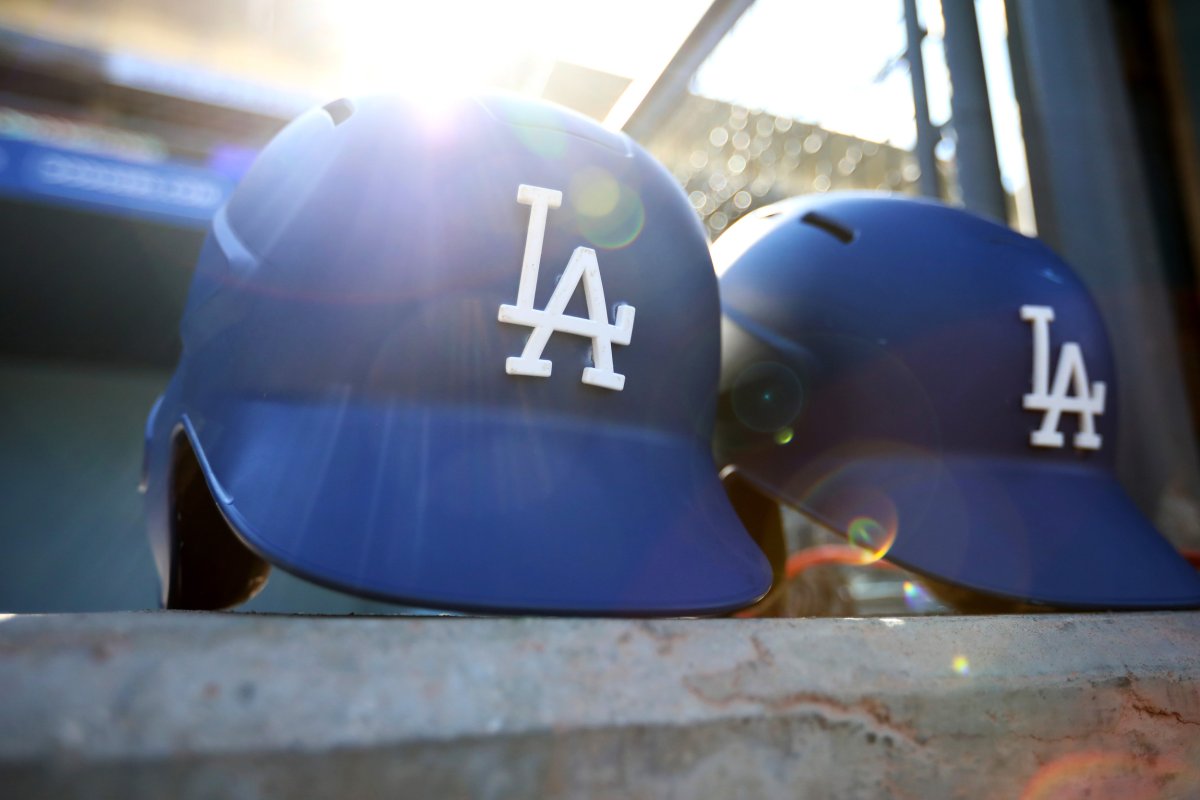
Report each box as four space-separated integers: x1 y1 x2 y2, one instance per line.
167 432 269 610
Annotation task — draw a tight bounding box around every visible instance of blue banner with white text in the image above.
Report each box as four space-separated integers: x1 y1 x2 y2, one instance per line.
0 136 234 228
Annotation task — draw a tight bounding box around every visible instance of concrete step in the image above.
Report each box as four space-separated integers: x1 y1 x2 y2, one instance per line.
2 611 1199 798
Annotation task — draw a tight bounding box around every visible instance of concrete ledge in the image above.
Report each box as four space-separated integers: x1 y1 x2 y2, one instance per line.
2 612 1199 798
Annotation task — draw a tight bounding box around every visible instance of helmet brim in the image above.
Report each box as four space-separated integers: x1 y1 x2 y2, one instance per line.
177 400 772 616
744 451 1200 610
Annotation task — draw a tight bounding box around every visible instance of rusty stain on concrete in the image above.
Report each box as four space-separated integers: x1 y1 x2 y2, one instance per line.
681 634 916 742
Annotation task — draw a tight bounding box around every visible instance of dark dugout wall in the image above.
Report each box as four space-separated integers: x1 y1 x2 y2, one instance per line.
0 200 410 612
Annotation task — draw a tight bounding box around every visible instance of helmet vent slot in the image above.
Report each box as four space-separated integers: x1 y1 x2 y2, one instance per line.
801 211 855 244
322 98 355 126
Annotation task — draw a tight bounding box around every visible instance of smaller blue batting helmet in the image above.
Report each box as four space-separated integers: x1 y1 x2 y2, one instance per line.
142 93 771 615
712 192 1200 610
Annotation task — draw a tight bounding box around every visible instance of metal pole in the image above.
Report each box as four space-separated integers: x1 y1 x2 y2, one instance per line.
903 0 941 197
940 0 1007 221
608 0 757 140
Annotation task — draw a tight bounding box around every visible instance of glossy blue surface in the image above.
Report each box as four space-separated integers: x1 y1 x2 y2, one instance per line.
144 93 770 614
712 193 1200 609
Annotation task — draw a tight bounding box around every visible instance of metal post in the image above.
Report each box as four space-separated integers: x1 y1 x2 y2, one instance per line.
903 0 941 198
608 0 757 140
940 0 1007 221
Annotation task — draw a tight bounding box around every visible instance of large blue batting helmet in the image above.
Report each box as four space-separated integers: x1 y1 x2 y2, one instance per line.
143 93 771 615
712 192 1200 610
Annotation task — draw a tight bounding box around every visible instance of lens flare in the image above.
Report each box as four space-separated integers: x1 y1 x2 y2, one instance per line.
791 442 952 564
774 427 794 445
782 504 897 579
335 0 511 102
1021 751 1199 800
570 167 620 217
951 655 970 676
802 476 900 563
902 580 937 612
570 171 646 249
731 361 804 433
847 515 892 560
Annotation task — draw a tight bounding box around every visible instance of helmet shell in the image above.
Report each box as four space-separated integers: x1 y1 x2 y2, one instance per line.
144 93 771 614
713 192 1200 609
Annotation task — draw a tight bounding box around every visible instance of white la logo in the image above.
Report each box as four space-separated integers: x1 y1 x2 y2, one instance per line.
1021 305 1106 450
498 184 635 391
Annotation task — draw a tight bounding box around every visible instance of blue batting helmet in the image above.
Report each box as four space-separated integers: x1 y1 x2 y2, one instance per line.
142 93 771 615
712 192 1200 610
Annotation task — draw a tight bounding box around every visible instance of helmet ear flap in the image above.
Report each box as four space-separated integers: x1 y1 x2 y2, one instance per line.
167 432 270 610
722 469 788 616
